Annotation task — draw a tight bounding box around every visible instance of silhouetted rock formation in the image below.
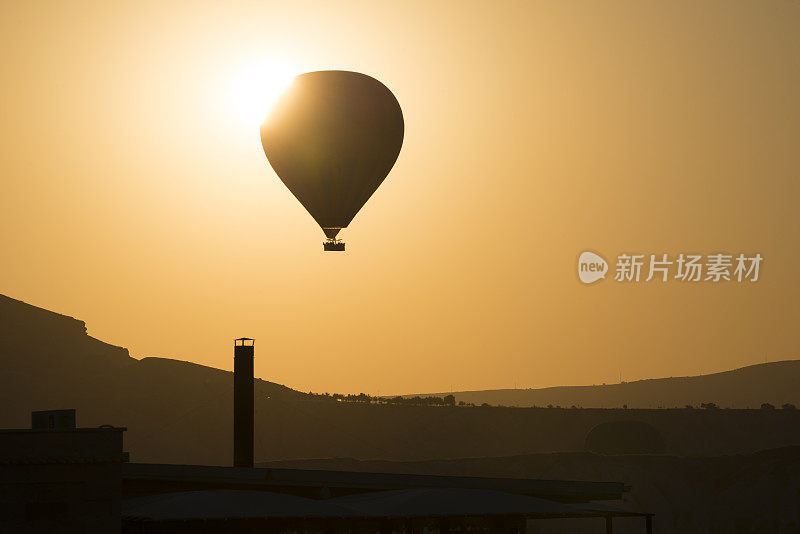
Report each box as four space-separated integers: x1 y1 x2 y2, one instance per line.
0 294 131 372
0 294 301 464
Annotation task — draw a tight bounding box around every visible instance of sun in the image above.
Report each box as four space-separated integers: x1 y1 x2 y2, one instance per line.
231 59 297 128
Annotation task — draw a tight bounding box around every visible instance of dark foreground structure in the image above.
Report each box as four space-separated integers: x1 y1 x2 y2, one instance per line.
0 340 653 533
234 337 255 468
121 463 653 534
0 414 653 534
0 410 127 533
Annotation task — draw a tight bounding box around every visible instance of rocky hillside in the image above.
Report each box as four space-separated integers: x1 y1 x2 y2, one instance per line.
0 294 302 464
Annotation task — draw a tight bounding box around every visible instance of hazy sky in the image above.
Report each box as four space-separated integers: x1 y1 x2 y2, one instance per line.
2 1 799 395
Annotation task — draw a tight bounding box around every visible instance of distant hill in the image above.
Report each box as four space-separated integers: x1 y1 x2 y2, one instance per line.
1 293 800 466
404 361 800 409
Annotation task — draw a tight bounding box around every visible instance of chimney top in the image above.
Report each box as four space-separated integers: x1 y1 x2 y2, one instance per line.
235 338 255 346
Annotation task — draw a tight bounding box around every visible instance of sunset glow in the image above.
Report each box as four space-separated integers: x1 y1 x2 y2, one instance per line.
231 59 297 128
1 1 799 396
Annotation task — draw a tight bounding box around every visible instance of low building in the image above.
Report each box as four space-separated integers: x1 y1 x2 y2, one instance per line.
0 409 127 534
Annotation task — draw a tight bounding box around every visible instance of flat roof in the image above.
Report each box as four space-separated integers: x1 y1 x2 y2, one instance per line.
0 427 127 434
124 490 352 521
123 463 627 503
123 488 649 522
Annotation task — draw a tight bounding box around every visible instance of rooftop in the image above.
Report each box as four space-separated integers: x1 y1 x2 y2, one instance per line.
123 463 627 503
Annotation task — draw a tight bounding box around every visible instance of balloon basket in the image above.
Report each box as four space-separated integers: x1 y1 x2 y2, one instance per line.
323 239 345 252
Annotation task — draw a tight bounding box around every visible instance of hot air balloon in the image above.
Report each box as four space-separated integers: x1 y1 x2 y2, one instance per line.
260 70 404 251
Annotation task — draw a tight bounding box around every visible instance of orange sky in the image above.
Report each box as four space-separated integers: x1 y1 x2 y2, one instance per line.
2 1 799 395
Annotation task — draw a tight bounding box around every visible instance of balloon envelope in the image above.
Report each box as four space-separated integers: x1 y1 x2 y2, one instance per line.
260 71 404 241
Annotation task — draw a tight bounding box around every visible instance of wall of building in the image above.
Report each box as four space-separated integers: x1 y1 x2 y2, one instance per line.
0 427 126 534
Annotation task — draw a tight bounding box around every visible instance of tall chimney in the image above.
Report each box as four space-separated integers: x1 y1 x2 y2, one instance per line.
234 337 254 468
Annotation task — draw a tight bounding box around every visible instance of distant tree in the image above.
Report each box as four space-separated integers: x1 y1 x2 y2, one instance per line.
782 403 797 410
481 402 490 407
546 404 554 409
685 405 694 409
570 405 577 409
458 400 465 406
622 404 628 410
701 402 719 410
761 403 775 410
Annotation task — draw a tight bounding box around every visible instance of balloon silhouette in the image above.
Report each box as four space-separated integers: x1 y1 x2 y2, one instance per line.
260 70 404 251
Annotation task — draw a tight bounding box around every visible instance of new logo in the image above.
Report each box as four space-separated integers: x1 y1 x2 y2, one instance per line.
578 251 608 284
